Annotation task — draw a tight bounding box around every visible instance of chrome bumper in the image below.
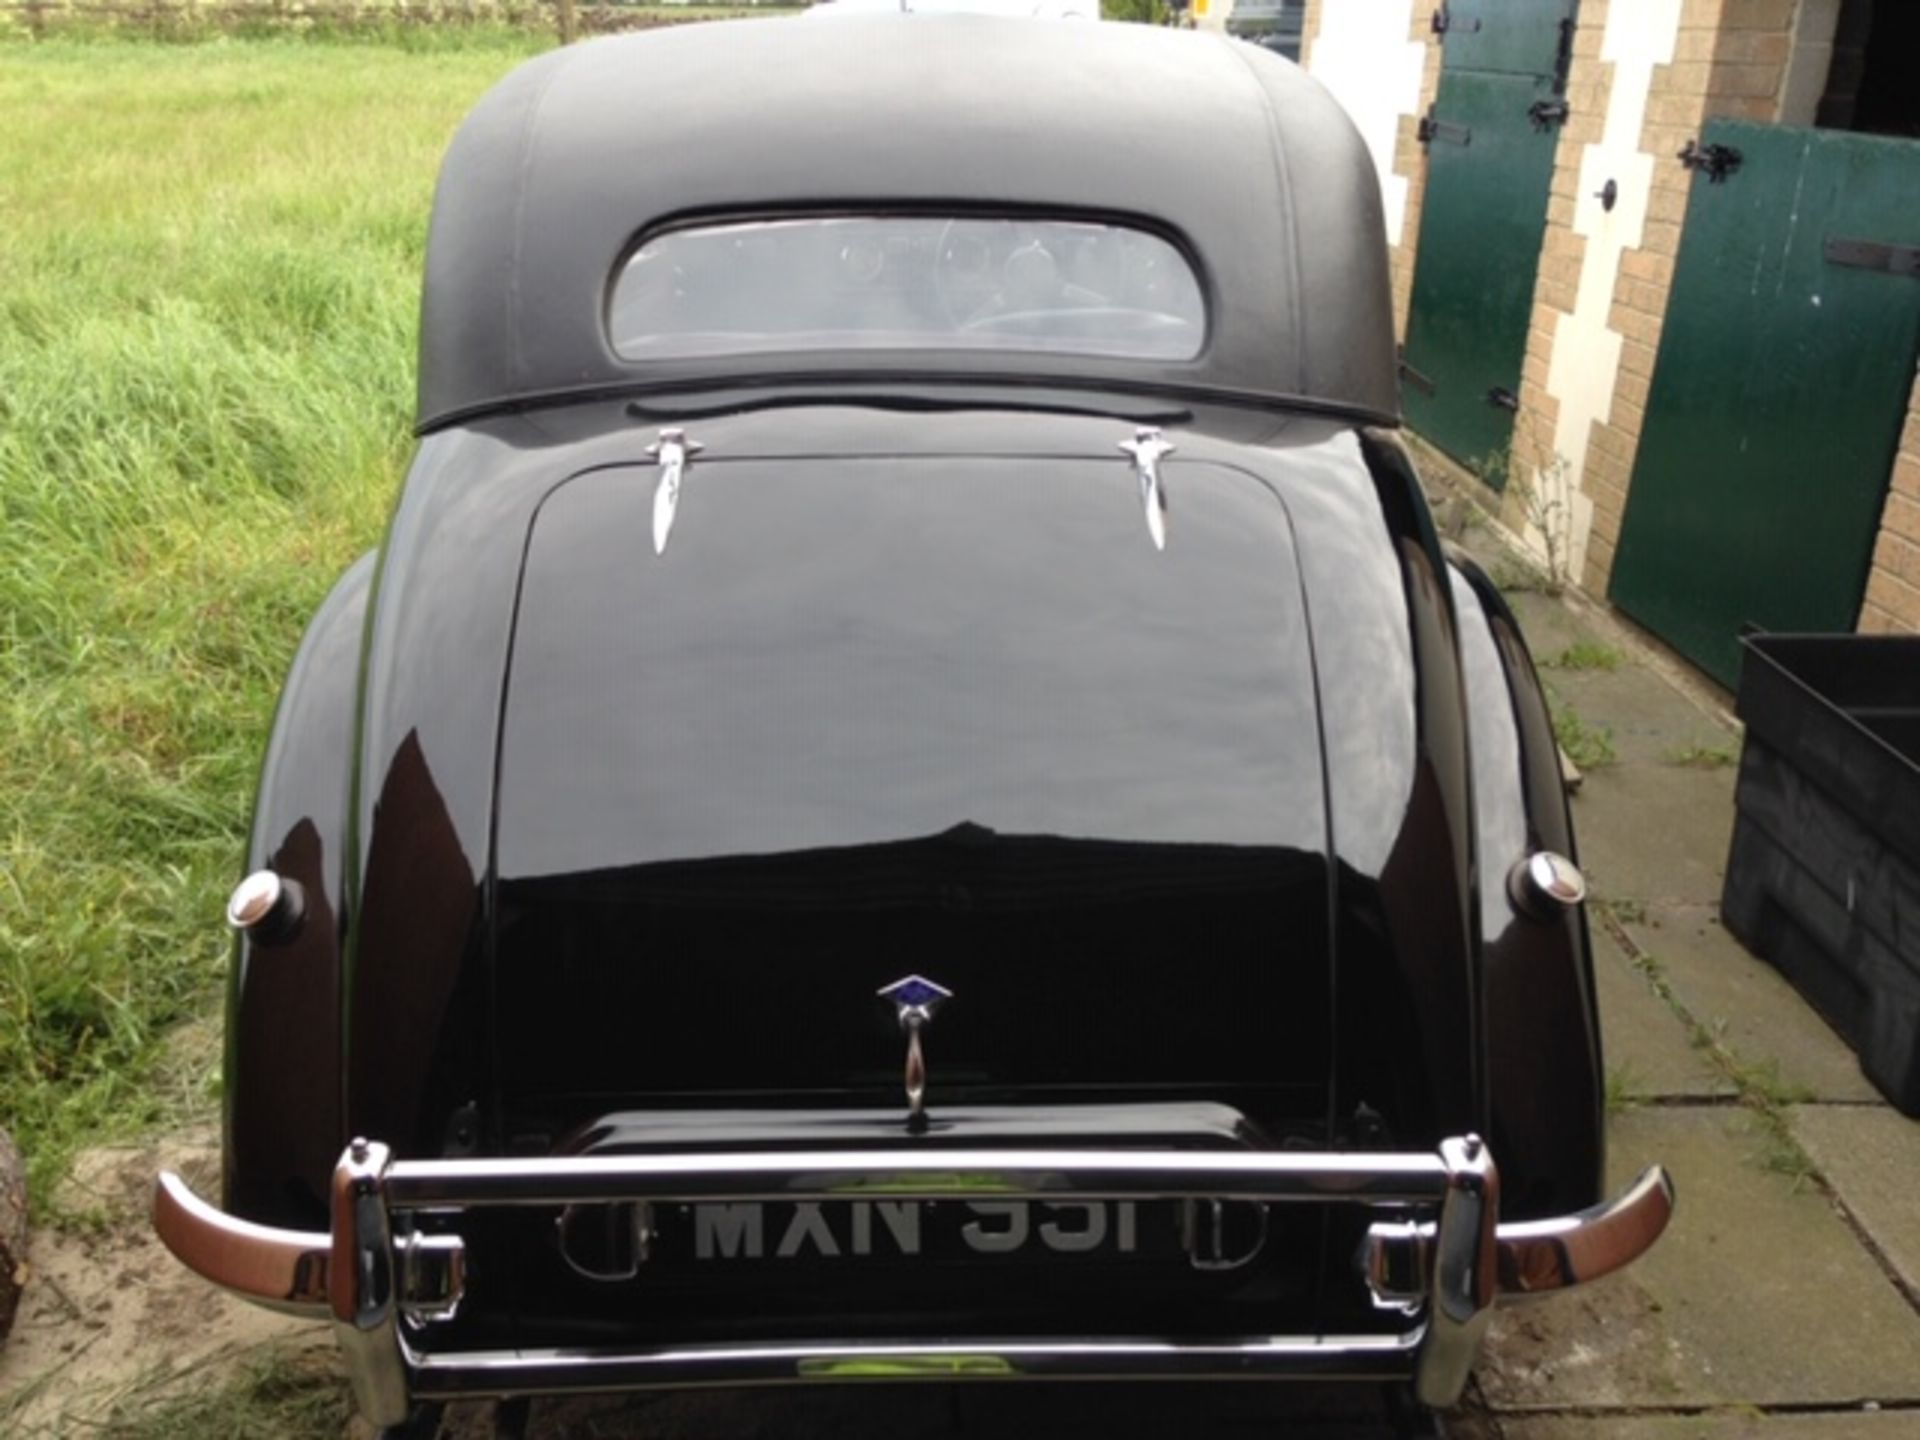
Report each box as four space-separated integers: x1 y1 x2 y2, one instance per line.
154 1136 1672 1426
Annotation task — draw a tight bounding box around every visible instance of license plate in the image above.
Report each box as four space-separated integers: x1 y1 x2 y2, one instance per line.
672 1199 1160 1263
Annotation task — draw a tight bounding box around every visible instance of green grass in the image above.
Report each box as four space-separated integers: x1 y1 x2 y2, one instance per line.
1664 740 1739 769
1541 641 1622 672
1488 555 1550 595
1551 700 1617 771
1604 1062 1643 1117
94 1346 350 1440
0 37 545 1205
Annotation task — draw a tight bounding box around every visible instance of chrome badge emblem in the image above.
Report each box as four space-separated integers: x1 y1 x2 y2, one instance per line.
877 974 952 1126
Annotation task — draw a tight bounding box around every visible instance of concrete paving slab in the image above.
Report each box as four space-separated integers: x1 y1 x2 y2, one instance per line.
1792 1105 1920 1303
1486 1411 1920 1439
1591 924 1732 1101
1477 1106 1920 1411
1571 765 1737 908
1625 904 1879 1104
1540 664 1738 768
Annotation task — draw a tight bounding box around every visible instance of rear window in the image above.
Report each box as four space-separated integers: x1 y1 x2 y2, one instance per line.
608 216 1206 362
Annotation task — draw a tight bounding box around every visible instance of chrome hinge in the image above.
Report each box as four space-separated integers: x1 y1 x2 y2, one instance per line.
647 427 705 556
1117 426 1175 551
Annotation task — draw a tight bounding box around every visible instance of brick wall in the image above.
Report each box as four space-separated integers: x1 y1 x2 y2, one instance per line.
1389 1 1445 339
1861 378 1920 634
1299 0 1322 55
1563 0 1711 591
1504 0 1612 562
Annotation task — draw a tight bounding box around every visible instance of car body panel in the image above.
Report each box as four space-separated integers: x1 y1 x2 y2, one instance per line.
224 402 1511 1230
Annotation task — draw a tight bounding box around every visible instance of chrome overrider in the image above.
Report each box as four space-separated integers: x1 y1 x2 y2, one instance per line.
154 1137 1674 1426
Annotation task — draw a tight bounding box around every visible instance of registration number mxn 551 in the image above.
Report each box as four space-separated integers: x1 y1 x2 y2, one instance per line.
690 1200 1143 1261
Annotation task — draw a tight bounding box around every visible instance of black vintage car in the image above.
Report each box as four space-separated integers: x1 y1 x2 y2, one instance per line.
155 16 1671 1434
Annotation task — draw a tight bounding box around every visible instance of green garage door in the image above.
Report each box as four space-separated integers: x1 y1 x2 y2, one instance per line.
1400 0 1577 478
1610 121 1920 688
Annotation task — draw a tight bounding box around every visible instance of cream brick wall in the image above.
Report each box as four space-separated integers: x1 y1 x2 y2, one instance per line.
1860 377 1920 635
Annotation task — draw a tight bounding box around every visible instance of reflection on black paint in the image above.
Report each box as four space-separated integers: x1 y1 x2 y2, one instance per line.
495 827 1332 1108
347 730 481 1155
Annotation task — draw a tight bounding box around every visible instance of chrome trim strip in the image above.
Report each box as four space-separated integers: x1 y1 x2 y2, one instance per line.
406 1332 1423 1399
381 1147 1453 1209
151 1172 331 1317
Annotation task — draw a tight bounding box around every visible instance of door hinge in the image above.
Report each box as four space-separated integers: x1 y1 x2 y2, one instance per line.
1677 140 1744 183
1419 109 1472 147
1824 237 1920 278
1487 387 1520 413
1528 98 1571 129
1432 6 1480 36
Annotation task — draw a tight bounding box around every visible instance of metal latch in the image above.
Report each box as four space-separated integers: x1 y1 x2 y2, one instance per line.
1487 387 1520 413
1824 237 1920 278
1432 6 1480 35
1419 109 1472 147
647 427 704 556
1678 140 1743 183
1528 98 1571 129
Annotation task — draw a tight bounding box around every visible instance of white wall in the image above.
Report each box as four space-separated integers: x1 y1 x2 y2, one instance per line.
1304 1 1427 246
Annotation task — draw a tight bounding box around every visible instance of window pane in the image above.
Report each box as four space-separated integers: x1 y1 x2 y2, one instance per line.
610 217 1205 362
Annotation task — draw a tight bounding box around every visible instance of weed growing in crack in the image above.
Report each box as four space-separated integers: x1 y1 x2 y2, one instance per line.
1665 741 1739 770
1490 557 1551 594
1542 642 1623 672
1606 1064 1645 1117
1600 896 1649 927
1614 941 1821 1186
1553 702 1618 770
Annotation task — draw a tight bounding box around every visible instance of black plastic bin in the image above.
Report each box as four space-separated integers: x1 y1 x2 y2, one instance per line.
1721 634 1920 1115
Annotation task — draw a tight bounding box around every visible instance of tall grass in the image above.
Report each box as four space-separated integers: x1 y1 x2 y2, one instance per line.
0 38 543 1200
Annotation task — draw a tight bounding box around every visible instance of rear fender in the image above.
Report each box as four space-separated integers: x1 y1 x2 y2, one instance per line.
223 552 374 1226
1447 548 1605 1219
